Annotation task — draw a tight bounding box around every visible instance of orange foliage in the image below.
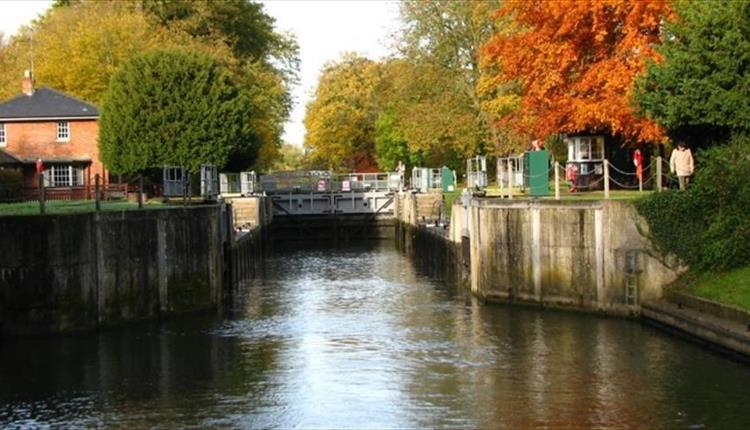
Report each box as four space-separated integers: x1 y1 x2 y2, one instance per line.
482 0 671 145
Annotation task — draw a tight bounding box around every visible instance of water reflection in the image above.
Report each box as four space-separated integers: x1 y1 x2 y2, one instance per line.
1 243 749 428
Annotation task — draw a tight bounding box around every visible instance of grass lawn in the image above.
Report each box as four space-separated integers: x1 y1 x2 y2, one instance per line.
485 184 652 201
680 266 750 311
441 184 649 218
0 199 166 216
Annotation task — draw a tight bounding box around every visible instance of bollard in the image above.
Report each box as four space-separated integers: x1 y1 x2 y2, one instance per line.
656 156 663 192
554 161 560 200
604 160 610 199
38 173 46 214
508 159 514 199
138 175 144 208
95 174 101 211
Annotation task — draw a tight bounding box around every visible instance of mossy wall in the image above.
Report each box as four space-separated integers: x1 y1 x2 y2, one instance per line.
469 200 683 313
0 206 224 335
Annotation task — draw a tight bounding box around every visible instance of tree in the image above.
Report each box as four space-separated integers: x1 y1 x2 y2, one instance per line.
482 0 672 145
0 0 297 171
141 0 300 171
0 1 234 104
374 110 423 171
303 54 381 171
396 0 504 156
271 143 305 171
377 59 474 169
634 0 750 147
99 50 255 174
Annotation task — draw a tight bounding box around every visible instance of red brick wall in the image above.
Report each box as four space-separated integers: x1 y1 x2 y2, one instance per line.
2 119 106 186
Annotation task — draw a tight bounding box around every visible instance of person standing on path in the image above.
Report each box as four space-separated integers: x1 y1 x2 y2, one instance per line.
669 141 694 190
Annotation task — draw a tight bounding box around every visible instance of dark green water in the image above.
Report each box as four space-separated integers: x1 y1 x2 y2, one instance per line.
1 244 749 429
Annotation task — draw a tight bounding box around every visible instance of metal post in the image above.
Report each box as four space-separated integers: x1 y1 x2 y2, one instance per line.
508 159 514 199
38 173 45 214
638 169 643 192
604 160 610 200
95 173 101 211
182 168 187 206
554 161 560 200
138 175 144 208
656 156 663 192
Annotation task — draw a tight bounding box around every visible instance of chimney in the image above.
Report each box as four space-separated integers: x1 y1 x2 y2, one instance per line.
22 70 34 96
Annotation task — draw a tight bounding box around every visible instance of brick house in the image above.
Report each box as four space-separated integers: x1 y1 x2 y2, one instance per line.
0 71 106 198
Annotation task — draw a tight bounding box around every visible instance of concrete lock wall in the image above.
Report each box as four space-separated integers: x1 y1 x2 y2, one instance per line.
224 196 274 231
0 206 224 335
469 200 683 313
396 192 443 225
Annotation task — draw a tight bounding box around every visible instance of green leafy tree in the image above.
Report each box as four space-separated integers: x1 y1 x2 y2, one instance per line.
271 143 305 171
1 0 297 171
374 111 423 171
303 54 381 171
397 0 506 156
637 137 750 270
634 0 750 147
377 59 477 170
0 1 232 104
141 0 300 171
99 49 255 174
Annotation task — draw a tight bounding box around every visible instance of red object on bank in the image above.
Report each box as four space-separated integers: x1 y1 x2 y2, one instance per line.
36 159 44 174
633 149 643 181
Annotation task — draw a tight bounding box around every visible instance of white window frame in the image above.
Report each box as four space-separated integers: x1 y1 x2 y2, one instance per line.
0 123 6 147
56 121 70 142
44 164 83 187
567 136 605 162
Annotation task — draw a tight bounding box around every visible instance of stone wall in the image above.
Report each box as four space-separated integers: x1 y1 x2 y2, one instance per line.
0 206 224 335
469 199 683 313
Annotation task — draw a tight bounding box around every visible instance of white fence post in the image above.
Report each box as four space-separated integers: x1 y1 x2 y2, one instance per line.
604 160 610 200
554 161 560 200
508 159 514 199
656 156 663 192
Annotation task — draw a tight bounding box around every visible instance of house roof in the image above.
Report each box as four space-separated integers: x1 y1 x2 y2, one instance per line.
0 149 22 165
0 87 99 121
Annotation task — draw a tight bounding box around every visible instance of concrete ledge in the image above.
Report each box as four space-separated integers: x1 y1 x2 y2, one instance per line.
472 198 604 210
665 290 750 326
642 301 750 358
485 291 636 317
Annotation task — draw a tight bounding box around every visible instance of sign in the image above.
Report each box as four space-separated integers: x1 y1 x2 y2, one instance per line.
317 179 327 192
342 180 350 192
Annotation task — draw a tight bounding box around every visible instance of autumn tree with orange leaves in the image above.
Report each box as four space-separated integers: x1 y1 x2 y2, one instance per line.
482 0 672 146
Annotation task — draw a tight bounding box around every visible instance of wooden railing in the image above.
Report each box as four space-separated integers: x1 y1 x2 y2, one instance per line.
19 184 131 202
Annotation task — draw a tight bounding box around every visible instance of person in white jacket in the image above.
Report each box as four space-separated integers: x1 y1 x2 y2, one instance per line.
669 141 694 190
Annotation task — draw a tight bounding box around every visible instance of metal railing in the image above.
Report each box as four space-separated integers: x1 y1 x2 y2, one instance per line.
259 171 396 194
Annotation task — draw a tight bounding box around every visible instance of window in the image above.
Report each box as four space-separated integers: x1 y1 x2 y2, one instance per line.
44 165 83 187
0 123 5 146
567 136 605 161
56 121 69 142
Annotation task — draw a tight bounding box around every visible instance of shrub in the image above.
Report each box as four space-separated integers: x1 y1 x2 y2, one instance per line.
636 138 750 271
99 49 256 174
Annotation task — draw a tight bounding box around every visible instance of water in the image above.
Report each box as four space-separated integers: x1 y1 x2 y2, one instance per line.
1 244 750 429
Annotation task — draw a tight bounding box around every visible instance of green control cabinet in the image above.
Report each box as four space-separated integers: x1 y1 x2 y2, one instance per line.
524 150 550 197
441 166 456 192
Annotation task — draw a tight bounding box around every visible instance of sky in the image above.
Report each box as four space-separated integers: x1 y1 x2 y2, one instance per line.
0 0 401 147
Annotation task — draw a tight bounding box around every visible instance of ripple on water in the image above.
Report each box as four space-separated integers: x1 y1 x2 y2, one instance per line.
2 246 750 429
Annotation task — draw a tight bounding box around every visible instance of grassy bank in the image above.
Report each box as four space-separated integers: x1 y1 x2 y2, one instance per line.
677 266 750 311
